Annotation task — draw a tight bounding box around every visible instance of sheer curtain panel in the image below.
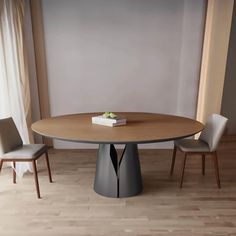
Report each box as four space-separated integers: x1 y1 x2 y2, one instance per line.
0 0 33 176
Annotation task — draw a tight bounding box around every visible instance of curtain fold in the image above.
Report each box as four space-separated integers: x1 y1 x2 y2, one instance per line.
0 0 33 176
196 0 234 124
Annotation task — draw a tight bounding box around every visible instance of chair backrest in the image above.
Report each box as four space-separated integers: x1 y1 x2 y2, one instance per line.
0 117 23 155
199 114 228 152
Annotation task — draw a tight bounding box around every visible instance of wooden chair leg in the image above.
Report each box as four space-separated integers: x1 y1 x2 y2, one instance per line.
32 160 41 199
45 151 53 183
202 154 205 176
0 160 3 172
170 145 177 176
180 153 187 188
212 152 221 189
13 161 16 184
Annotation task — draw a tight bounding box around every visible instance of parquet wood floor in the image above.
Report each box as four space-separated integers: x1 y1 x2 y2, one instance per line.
0 137 236 235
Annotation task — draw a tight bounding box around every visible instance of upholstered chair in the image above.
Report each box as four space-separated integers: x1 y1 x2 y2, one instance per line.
0 117 52 198
170 114 228 188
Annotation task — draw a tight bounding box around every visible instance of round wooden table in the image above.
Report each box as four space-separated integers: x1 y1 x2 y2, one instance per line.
32 112 203 198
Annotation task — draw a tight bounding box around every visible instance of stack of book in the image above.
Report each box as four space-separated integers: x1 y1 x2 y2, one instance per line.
92 115 127 127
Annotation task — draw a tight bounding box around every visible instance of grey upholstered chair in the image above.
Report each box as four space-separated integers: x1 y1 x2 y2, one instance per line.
0 117 52 198
170 114 228 188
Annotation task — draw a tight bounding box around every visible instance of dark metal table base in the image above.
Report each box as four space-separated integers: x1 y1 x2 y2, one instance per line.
94 144 143 198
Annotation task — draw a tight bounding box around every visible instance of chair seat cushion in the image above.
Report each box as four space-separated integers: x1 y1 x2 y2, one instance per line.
174 139 210 152
2 144 47 160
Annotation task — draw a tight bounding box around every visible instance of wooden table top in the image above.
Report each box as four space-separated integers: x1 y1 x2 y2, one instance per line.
32 112 204 144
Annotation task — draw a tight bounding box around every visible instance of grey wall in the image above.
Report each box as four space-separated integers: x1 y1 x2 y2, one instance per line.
221 3 236 135
41 0 206 148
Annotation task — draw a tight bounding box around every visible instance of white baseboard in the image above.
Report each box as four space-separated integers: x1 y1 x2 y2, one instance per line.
53 140 174 149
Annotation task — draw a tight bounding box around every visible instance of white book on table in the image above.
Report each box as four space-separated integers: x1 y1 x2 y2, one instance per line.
92 120 126 127
92 115 126 124
92 115 127 127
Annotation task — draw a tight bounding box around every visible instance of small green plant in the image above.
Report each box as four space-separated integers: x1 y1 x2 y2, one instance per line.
103 112 117 119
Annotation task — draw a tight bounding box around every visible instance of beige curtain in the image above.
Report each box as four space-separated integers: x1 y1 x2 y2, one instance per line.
0 0 33 175
196 0 234 124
